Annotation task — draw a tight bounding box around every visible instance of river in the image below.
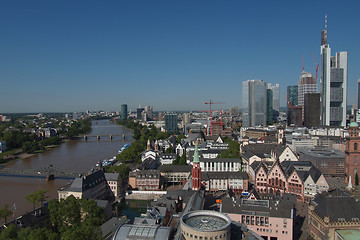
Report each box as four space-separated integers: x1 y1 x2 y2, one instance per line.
0 119 133 222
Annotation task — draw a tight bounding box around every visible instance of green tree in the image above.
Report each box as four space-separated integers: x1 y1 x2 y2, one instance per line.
176 134 185 144
217 139 240 158
0 204 13 223
165 146 175 153
107 164 130 180
356 172 359 186
0 224 17 240
25 190 48 211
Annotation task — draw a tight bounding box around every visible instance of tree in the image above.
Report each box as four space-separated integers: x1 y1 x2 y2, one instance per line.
0 224 17 240
25 190 48 211
356 172 359 186
0 204 13 223
165 146 175 153
107 164 130 180
48 196 104 240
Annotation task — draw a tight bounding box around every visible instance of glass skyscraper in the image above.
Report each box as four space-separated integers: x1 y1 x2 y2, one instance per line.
242 80 267 127
320 17 347 127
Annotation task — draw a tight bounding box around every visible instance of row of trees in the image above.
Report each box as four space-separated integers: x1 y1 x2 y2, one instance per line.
64 119 91 139
116 119 171 163
0 196 105 240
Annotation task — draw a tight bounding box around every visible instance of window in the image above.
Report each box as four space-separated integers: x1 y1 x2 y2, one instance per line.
355 143 358 150
355 156 358 165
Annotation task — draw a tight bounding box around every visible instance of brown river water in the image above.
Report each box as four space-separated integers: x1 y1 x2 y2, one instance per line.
0 120 133 222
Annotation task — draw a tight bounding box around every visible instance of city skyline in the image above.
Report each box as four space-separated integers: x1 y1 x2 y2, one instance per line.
1 1 360 113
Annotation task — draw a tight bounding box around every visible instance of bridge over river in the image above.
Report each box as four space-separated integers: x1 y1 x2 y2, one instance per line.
0 166 84 180
75 134 133 141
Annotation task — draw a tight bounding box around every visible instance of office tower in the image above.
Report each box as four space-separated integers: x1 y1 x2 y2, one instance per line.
136 105 144 120
242 80 267 127
287 106 303 126
229 107 239 117
267 89 273 125
287 86 298 107
144 106 153 120
304 93 320 128
358 79 360 109
165 113 178 133
183 113 191 124
267 83 280 112
298 72 317 107
320 15 348 127
121 104 128 120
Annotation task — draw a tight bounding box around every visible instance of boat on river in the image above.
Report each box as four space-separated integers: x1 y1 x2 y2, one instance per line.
118 143 130 153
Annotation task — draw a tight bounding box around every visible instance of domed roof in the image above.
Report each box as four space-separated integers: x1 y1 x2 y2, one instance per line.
350 122 359 127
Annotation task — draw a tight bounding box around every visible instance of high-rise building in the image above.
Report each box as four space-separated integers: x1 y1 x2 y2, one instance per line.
165 113 178 133
287 106 303 126
287 86 298 107
242 80 267 127
144 106 153 120
304 93 320 128
267 83 280 112
320 15 347 127
136 106 144 120
267 89 273 125
357 79 360 109
298 72 317 107
121 104 128 120
229 107 239 117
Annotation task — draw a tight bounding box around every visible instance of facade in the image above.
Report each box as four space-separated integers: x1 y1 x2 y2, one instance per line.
104 173 122 199
136 106 144 120
304 93 321 128
180 210 232 240
268 83 280 112
250 160 328 202
345 122 360 185
267 89 273 124
287 85 298 106
191 144 201 191
242 80 267 127
165 113 178 133
121 104 127 120
298 72 317 107
287 105 303 126
158 165 191 184
309 189 360 240
297 147 345 177
112 223 172 240
128 169 161 190
58 170 110 200
320 17 348 127
202 172 249 192
222 196 295 240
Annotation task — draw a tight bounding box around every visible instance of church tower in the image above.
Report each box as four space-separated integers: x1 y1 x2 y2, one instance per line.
192 144 201 191
345 122 360 185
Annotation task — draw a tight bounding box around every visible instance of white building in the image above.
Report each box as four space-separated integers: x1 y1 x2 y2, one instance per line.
320 16 347 127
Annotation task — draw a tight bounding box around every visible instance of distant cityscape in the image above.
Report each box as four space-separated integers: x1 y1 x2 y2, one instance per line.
2 15 360 240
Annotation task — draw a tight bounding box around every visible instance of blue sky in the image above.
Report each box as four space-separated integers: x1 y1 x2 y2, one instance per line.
1 0 360 113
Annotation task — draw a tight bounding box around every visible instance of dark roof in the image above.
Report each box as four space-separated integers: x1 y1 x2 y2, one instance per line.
136 170 161 179
312 189 360 222
67 170 106 192
202 171 249 181
241 143 278 159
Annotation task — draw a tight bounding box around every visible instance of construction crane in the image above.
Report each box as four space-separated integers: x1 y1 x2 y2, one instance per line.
312 52 319 81
204 100 225 136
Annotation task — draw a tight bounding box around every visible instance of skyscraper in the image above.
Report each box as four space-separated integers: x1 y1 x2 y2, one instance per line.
267 83 280 112
121 104 127 120
304 93 320 128
242 80 267 127
287 85 298 107
320 15 348 127
357 79 360 109
165 113 178 133
267 89 273 125
298 72 317 107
